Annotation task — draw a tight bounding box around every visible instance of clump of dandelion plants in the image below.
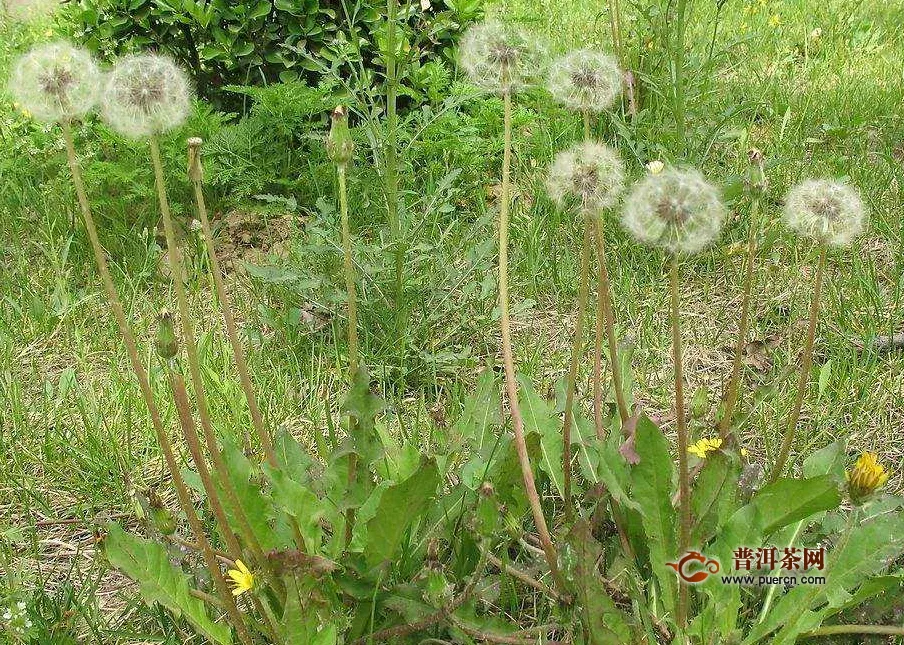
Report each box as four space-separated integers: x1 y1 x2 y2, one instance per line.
460 19 564 592
102 53 273 577
621 166 726 626
771 178 866 480
547 48 622 138
546 141 624 513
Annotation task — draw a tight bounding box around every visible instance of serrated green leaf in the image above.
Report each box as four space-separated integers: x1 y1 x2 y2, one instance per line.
104 524 232 645
751 475 842 536
691 451 741 545
517 375 564 498
628 416 677 614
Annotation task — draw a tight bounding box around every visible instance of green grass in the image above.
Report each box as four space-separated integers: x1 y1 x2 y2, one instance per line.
1 0 903 639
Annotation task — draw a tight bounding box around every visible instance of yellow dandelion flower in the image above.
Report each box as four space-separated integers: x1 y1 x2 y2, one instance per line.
769 14 781 27
227 560 255 596
689 437 723 459
846 452 890 503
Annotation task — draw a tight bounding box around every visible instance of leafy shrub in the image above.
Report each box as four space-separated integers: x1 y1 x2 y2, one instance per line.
72 0 484 109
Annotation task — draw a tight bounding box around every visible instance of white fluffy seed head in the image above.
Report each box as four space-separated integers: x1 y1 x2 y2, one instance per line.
546 141 625 212
101 54 191 139
783 179 866 247
459 20 546 95
621 167 726 255
1 0 61 21
9 42 102 124
548 49 622 113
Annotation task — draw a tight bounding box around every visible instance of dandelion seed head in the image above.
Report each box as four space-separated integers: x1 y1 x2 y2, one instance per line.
1 0 61 21
548 49 622 112
102 54 191 138
621 167 726 255
783 179 866 247
546 141 625 212
8 42 101 124
459 20 546 95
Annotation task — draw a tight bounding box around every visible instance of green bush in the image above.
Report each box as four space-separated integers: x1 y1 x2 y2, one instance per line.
73 0 483 109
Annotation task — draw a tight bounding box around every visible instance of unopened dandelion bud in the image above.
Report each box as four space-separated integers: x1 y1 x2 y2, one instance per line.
327 105 354 166
621 167 726 255
9 42 101 124
690 386 710 419
459 20 546 95
546 141 625 213
102 54 191 139
783 179 867 247
746 148 768 196
187 137 204 182
846 452 889 504
548 49 622 113
155 309 178 360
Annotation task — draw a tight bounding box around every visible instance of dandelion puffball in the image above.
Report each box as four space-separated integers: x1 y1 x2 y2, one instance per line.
1 0 61 21
9 42 101 124
621 167 726 255
459 20 546 95
548 49 622 113
102 54 191 138
546 142 625 212
783 179 866 247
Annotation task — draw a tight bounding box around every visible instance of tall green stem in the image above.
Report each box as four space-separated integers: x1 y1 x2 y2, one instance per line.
771 247 827 481
562 218 592 519
385 0 403 314
592 216 629 432
673 0 690 149
498 90 566 595
671 256 690 627
149 136 269 571
187 139 276 467
338 163 361 544
60 123 254 645
719 197 760 438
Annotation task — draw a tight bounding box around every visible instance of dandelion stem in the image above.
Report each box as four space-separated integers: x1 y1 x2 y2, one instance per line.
582 109 591 141
562 218 592 519
670 256 691 627
187 139 276 467
772 247 827 481
338 162 360 544
719 197 760 439
385 0 404 317
59 123 254 645
802 625 904 638
592 214 629 432
498 89 566 595
149 136 270 572
165 366 266 644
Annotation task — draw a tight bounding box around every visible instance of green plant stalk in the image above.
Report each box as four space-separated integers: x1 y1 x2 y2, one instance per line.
60 123 254 645
498 89 566 595
771 247 827 481
718 197 760 439
670 256 690 627
148 136 269 571
562 218 592 519
583 109 591 141
385 0 404 313
338 162 360 544
592 215 630 432
606 0 623 63
802 625 904 638
187 139 277 467
673 0 690 146
165 366 270 644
